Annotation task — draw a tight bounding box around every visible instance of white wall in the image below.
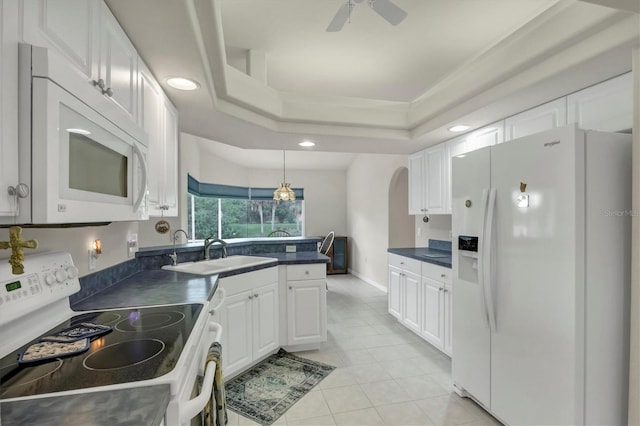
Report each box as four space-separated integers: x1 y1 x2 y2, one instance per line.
0 222 138 277
346 153 407 289
415 215 452 247
388 168 414 249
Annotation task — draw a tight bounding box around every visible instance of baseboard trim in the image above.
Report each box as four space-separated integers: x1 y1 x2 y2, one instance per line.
348 269 388 293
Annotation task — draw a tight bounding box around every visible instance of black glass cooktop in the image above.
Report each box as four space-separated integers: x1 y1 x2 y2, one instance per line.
0 304 203 400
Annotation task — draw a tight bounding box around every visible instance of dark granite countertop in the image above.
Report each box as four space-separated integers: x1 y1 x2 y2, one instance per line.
388 247 452 269
72 269 218 310
262 251 330 264
73 252 329 311
1 384 170 426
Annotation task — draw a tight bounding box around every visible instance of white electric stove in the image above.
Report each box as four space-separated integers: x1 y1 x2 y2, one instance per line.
0 252 223 425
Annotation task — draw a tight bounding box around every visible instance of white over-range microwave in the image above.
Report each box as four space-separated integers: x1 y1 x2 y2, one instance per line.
16 44 148 224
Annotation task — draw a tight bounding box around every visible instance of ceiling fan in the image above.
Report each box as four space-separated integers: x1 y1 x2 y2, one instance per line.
326 0 408 32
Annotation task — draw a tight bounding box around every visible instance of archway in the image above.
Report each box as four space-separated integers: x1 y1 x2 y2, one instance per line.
388 167 414 249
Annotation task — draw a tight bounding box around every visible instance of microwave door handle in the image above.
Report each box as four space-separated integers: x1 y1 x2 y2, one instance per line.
132 143 147 212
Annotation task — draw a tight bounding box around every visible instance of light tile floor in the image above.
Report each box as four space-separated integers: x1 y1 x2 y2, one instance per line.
226 274 502 426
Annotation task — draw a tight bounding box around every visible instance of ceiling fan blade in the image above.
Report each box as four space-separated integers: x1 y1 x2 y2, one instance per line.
369 0 407 26
326 1 354 32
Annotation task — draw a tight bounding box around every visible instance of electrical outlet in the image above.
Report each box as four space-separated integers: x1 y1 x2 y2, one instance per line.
286 245 296 253
127 233 138 258
88 249 97 270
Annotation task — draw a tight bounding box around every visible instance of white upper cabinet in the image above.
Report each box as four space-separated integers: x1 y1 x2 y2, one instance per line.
21 0 100 82
567 73 632 133
467 122 504 150
0 0 21 221
159 98 179 215
408 144 448 215
139 61 178 217
504 98 567 142
98 2 137 122
424 144 448 214
23 1 138 123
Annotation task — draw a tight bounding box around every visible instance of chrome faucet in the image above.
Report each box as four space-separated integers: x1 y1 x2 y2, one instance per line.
204 237 227 259
169 229 189 266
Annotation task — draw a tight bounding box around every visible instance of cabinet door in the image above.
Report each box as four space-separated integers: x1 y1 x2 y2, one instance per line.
253 283 279 359
388 265 403 319
443 285 452 356
160 97 179 216
0 0 20 220
567 73 632 132
221 290 253 375
408 151 425 214
287 279 327 345
139 61 163 208
21 0 100 81
467 122 503 150
402 270 421 334
504 98 567 142
99 3 137 121
424 144 447 213
420 277 444 349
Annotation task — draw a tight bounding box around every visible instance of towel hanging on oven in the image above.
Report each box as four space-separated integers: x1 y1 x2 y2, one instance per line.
203 342 227 426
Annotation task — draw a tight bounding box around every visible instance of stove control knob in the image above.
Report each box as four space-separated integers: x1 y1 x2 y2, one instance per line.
45 273 56 286
66 267 78 279
55 269 67 283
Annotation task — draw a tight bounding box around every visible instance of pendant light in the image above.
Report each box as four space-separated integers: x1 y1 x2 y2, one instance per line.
273 150 296 201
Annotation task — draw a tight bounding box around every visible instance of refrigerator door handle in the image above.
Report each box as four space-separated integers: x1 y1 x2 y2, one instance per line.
483 188 498 332
477 188 491 328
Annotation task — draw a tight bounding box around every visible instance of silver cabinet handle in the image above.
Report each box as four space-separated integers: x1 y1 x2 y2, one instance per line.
248 295 253 300
305 270 309 275
92 78 105 89
441 274 446 278
443 289 449 293
289 286 292 290
104 87 113 97
439 287 444 291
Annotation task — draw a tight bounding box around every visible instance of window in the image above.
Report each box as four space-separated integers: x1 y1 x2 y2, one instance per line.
187 175 304 240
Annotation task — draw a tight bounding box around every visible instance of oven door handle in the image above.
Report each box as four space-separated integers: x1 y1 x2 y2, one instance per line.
179 359 216 425
209 287 226 314
209 321 223 342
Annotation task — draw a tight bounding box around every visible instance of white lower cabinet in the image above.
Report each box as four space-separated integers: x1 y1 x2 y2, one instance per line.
388 253 452 356
217 267 279 378
284 264 327 347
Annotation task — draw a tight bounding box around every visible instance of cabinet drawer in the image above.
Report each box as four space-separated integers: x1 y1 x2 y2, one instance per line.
287 264 326 281
422 262 451 284
388 254 421 275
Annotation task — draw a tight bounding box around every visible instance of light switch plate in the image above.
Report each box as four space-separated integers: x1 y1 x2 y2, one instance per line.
286 245 296 253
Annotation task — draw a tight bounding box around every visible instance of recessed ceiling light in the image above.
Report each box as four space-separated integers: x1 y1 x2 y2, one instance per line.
448 125 470 133
66 128 91 135
166 77 200 91
299 140 315 147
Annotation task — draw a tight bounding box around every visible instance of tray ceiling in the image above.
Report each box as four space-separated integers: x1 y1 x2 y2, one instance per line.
105 0 638 156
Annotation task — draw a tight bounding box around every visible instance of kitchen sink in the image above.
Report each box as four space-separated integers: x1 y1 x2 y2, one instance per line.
162 255 276 275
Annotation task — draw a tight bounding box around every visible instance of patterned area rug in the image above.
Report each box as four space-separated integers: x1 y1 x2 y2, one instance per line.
225 349 335 425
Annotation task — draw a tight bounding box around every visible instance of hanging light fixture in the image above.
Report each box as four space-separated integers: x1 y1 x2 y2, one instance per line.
273 150 296 201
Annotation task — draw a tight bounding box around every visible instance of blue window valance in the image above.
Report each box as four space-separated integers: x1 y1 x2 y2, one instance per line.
187 174 304 200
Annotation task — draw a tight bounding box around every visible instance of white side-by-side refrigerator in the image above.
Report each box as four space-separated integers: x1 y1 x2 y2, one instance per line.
451 125 631 425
